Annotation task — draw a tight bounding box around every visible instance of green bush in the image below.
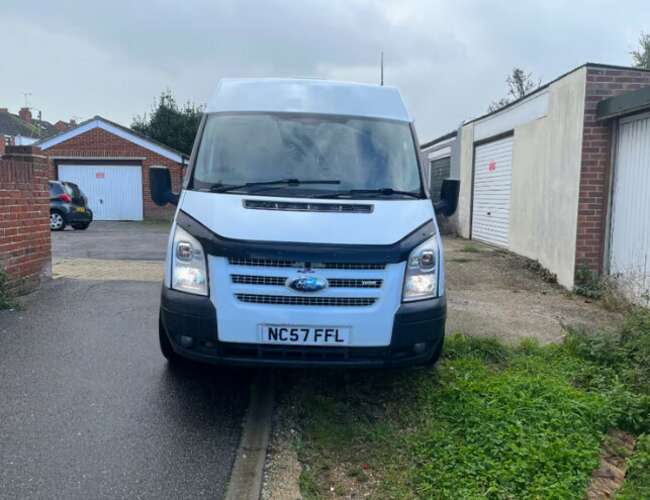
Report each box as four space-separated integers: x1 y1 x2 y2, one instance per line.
618 434 650 499
0 266 17 310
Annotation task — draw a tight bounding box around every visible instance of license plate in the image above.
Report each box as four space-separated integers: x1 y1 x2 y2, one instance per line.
260 325 350 346
75 207 85 213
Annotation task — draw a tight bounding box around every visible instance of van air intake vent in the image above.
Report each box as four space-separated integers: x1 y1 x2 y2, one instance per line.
243 199 373 213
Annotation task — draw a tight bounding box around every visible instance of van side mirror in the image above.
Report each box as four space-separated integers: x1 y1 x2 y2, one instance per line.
433 179 460 217
150 167 179 206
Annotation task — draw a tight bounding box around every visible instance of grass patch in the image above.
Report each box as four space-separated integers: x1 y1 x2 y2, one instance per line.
447 257 475 264
288 310 650 499
460 244 482 253
0 266 18 310
618 434 650 499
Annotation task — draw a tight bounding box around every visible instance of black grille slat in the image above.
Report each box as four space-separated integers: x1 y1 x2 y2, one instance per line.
328 278 382 288
230 274 382 288
228 257 385 270
231 275 286 286
235 294 377 307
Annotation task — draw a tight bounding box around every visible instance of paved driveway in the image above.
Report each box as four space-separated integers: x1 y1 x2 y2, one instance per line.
52 221 170 261
0 222 250 499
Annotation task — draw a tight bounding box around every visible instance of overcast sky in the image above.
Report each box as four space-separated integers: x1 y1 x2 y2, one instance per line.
2 0 649 141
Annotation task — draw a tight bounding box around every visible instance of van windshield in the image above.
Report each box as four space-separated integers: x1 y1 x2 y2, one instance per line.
191 113 423 198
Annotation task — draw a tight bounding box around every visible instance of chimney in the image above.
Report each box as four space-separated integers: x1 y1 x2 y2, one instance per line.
19 107 32 124
54 120 68 132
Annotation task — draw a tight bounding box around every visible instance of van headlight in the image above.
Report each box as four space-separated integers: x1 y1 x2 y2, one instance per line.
402 236 439 302
171 226 208 296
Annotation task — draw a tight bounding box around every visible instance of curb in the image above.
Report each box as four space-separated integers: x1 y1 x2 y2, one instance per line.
225 369 275 500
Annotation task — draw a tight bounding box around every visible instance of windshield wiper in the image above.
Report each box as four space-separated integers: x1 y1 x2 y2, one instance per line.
208 178 341 194
314 188 422 199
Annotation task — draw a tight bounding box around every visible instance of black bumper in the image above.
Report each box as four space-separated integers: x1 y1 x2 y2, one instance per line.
65 207 93 224
160 287 446 368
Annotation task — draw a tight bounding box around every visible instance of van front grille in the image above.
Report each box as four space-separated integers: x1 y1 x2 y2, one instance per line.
228 257 385 270
230 274 383 288
235 294 377 307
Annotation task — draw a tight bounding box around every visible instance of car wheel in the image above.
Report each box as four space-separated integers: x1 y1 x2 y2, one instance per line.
50 211 66 231
72 223 90 230
159 317 181 364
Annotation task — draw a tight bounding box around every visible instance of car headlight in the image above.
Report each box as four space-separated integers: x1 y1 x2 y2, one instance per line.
402 235 439 302
171 225 208 296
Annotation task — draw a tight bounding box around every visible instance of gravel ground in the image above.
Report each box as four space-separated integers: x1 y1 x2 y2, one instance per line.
444 237 621 343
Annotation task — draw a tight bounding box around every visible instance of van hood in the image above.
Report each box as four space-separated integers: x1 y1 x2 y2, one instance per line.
179 190 434 245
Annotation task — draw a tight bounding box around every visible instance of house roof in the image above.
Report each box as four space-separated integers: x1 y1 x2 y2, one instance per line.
36 115 188 164
0 111 58 139
206 78 412 122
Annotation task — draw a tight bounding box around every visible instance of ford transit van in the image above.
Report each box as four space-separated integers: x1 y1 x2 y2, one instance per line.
151 78 450 367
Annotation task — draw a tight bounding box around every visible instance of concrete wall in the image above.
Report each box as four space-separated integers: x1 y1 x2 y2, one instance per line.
509 68 587 288
457 122 474 239
457 68 587 288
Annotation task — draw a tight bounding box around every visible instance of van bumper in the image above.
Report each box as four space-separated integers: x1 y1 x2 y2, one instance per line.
159 287 446 368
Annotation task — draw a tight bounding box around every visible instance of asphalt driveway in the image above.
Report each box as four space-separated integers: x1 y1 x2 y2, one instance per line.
52 221 170 261
0 222 250 500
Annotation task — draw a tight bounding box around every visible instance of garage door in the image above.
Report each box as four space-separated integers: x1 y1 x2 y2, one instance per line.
471 135 514 248
609 113 650 299
58 164 143 221
429 156 451 202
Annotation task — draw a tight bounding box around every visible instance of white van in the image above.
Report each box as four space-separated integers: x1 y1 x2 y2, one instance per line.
151 78 455 367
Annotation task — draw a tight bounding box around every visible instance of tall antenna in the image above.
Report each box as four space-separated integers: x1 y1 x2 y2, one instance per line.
380 51 384 86
23 92 32 107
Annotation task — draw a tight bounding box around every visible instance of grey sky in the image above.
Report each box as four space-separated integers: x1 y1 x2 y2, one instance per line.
2 0 649 141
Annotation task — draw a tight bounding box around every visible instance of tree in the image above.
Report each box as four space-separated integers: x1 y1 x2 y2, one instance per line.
488 68 541 112
631 32 650 69
132 90 203 155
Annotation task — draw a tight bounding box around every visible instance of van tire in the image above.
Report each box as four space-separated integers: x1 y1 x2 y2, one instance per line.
426 336 445 366
159 318 180 364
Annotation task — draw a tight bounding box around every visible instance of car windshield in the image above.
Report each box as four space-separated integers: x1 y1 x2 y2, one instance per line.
191 113 423 198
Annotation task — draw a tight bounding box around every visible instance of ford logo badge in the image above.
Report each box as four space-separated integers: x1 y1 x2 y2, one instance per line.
287 276 328 293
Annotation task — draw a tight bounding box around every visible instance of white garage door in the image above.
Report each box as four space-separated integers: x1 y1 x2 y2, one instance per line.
58 164 143 221
471 135 514 248
609 113 650 299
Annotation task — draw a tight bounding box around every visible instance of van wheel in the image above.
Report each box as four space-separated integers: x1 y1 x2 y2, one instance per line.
426 336 445 366
159 318 180 364
50 211 66 231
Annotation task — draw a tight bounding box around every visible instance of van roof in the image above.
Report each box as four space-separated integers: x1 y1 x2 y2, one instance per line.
205 78 412 122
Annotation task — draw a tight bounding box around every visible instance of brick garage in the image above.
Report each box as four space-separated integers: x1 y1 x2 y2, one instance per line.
576 66 650 275
446 63 650 294
0 146 51 292
37 116 186 220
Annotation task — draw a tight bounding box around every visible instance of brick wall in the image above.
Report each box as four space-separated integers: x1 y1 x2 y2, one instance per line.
575 66 650 275
0 146 52 292
44 127 184 220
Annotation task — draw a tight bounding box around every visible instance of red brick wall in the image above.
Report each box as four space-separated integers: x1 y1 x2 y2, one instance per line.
44 127 184 220
575 66 650 275
0 146 52 291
